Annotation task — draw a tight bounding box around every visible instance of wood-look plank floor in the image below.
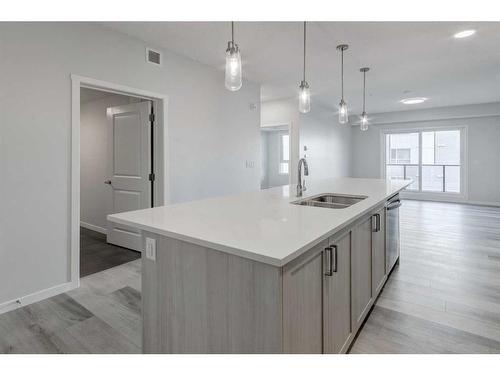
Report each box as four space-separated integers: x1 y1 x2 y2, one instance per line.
0 260 142 354
3 200 500 353
350 199 500 353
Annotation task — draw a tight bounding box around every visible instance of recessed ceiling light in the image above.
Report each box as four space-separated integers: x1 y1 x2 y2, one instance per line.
400 97 428 105
454 29 476 39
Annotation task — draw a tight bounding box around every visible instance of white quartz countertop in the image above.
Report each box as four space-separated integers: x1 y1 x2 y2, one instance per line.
108 177 411 267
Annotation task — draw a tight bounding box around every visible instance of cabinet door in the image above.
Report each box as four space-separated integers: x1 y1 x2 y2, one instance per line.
351 216 373 332
372 207 386 297
282 240 327 353
323 232 352 354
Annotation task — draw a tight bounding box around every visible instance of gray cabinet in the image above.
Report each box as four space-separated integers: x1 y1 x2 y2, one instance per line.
283 232 353 354
351 216 373 332
283 208 388 354
282 240 327 353
372 207 387 297
323 231 352 354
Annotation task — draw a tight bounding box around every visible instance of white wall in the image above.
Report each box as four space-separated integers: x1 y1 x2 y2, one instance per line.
351 125 383 179
261 98 300 126
80 91 134 232
351 102 500 205
261 99 352 185
0 23 261 307
299 106 352 183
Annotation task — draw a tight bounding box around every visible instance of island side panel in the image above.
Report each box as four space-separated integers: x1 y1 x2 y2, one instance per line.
141 232 283 353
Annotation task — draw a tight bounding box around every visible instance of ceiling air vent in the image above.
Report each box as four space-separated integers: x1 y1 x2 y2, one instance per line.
146 48 162 66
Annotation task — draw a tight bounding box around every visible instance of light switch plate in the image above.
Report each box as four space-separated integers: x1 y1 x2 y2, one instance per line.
145 237 156 261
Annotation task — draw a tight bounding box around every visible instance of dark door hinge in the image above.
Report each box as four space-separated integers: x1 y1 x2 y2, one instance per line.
149 113 155 123
149 173 155 182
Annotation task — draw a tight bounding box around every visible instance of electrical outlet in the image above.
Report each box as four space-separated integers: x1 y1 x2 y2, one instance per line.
145 237 156 261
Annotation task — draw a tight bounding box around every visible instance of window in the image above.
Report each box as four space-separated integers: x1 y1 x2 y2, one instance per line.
385 129 462 194
385 132 419 190
279 134 290 175
390 148 411 164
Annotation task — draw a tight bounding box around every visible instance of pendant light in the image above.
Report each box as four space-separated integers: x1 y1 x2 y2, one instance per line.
360 67 370 131
336 44 349 124
298 21 311 114
225 21 242 91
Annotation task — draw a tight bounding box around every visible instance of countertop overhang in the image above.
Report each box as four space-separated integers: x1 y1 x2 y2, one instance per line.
108 177 411 266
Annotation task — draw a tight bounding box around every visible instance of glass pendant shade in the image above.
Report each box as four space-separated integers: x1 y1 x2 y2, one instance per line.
225 42 242 91
299 81 311 114
338 100 348 124
360 112 369 131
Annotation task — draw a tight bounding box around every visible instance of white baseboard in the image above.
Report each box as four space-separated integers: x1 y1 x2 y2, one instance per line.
0 280 78 315
462 200 500 208
80 221 107 234
400 191 467 203
402 195 500 208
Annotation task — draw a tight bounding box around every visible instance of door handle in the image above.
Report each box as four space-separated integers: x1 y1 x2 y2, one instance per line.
104 180 112 185
324 247 333 276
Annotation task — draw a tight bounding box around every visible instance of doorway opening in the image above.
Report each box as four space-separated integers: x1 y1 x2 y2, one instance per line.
71 75 168 286
260 124 291 189
79 87 155 276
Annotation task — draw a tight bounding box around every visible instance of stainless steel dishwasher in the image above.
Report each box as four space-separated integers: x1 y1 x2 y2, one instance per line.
386 194 402 273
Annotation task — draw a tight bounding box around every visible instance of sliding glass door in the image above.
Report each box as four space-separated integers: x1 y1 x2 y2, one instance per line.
384 128 464 196
386 132 420 191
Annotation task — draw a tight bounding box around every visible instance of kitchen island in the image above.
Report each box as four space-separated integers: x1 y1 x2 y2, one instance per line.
108 177 410 353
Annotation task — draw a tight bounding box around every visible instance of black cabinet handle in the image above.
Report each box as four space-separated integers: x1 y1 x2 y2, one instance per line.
332 245 338 273
324 247 333 276
372 213 381 232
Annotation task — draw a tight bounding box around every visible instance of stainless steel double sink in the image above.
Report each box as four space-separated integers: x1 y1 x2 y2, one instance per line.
291 193 367 209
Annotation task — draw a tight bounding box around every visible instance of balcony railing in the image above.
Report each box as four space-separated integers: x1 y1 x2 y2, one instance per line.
386 163 460 193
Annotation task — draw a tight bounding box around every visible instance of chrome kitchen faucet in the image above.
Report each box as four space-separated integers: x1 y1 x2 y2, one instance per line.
296 158 309 197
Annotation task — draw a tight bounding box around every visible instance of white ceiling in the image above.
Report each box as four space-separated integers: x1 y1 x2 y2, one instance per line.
102 22 500 114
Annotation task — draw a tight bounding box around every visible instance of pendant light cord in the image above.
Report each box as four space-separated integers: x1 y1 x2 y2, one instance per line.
363 70 366 112
341 49 344 101
231 21 234 43
303 21 306 82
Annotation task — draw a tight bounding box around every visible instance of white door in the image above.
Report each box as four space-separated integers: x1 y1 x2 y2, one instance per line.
105 101 152 251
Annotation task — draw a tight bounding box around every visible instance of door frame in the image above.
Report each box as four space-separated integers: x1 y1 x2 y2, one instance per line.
70 74 169 287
